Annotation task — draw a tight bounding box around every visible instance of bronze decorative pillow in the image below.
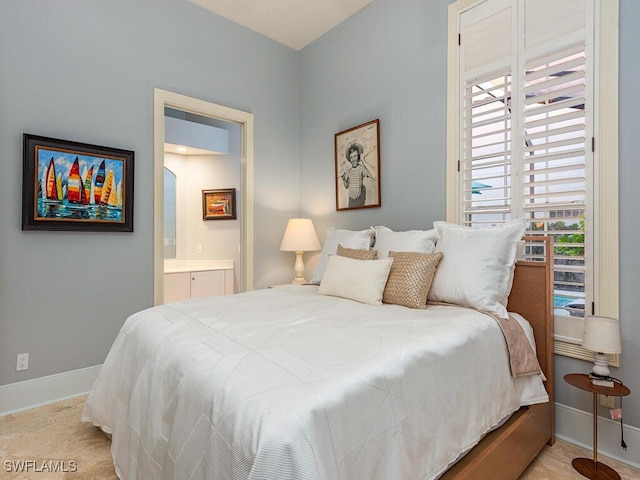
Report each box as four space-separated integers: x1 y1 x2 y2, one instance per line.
336 244 378 260
383 251 444 309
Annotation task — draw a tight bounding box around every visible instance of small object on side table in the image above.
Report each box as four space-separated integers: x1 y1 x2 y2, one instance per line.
564 373 630 480
589 374 614 388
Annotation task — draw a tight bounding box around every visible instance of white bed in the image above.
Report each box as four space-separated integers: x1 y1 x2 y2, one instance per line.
82 284 548 480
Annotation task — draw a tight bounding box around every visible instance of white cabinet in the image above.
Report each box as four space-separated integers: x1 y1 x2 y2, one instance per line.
164 261 234 303
164 272 191 303
190 270 229 299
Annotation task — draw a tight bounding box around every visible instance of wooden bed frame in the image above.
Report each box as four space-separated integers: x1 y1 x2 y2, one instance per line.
442 236 555 479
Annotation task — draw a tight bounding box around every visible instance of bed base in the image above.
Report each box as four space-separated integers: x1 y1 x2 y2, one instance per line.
442 236 555 480
441 402 551 479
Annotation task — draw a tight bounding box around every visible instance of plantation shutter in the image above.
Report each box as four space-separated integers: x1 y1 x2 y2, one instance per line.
459 0 591 316
461 70 513 225
522 44 588 312
524 0 586 51
460 2 513 226
463 3 512 72
521 0 590 314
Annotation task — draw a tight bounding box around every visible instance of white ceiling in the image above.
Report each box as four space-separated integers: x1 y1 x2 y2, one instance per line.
187 0 373 50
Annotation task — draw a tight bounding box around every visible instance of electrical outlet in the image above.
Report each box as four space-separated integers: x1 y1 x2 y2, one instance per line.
600 394 615 408
16 353 29 371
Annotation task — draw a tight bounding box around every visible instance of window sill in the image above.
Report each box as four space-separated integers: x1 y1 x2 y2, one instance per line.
554 338 620 368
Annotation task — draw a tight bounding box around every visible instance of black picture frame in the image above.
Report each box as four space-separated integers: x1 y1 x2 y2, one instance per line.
202 188 237 220
22 133 134 232
335 119 381 211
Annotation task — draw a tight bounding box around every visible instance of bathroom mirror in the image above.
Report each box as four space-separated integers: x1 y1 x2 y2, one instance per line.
164 167 176 259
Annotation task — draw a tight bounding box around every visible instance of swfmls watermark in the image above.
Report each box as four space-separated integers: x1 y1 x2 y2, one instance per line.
4 459 78 473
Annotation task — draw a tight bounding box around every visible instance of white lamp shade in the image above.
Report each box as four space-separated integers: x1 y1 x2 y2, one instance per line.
279 218 321 252
581 315 622 354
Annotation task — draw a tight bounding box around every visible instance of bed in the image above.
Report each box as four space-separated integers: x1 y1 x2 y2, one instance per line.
82 226 554 480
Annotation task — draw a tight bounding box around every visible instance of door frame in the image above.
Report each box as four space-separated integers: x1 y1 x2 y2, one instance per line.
153 88 254 305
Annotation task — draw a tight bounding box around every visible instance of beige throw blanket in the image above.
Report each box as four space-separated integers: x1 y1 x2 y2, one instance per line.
427 301 543 377
487 312 542 378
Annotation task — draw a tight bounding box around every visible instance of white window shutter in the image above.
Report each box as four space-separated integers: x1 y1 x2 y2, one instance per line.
521 44 588 311
524 0 586 51
463 5 512 74
449 0 619 349
458 0 590 316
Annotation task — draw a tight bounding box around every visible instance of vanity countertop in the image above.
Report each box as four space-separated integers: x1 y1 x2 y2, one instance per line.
164 259 234 274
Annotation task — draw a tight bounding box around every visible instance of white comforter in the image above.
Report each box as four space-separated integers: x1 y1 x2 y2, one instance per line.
82 285 548 480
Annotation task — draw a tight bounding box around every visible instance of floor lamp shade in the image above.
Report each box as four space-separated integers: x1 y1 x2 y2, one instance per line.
280 218 321 284
581 315 622 377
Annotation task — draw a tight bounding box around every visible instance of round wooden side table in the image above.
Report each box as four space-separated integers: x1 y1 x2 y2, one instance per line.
564 373 630 480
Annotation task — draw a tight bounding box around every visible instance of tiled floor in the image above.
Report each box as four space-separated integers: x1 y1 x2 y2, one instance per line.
1 395 638 479
520 438 639 479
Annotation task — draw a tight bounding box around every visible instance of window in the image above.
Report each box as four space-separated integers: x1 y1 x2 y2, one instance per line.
447 0 618 358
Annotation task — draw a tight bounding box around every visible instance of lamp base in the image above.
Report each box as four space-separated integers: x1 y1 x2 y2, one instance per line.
291 251 306 285
591 352 611 378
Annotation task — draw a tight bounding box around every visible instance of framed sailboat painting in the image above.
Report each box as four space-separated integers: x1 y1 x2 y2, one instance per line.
22 134 134 232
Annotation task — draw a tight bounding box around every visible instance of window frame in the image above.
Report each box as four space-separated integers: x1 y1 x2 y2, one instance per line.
446 0 619 359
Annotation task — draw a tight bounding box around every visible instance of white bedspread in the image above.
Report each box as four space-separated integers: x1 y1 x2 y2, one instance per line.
82 285 548 480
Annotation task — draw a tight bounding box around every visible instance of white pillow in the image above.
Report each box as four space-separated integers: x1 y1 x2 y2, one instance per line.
310 227 375 284
319 255 393 305
373 226 438 258
428 219 525 318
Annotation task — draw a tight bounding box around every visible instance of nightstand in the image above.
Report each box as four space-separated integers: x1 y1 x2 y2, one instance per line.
564 373 630 480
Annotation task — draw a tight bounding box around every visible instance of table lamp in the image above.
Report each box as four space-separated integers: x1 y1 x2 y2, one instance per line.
279 218 321 284
581 315 622 379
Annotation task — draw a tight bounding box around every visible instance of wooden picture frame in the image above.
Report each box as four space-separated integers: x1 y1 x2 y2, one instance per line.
335 119 381 211
202 188 237 220
22 133 134 232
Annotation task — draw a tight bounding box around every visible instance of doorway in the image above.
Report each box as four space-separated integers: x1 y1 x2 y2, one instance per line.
153 89 254 305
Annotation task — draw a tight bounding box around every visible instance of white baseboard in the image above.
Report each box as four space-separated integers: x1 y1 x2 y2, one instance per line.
0 365 102 416
556 402 640 469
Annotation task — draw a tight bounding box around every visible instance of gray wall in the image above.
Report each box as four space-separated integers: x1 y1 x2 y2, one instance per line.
0 0 301 385
300 0 448 237
299 0 640 429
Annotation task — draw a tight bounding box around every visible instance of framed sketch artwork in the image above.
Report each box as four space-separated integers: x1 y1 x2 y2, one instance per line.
22 133 134 232
334 119 381 211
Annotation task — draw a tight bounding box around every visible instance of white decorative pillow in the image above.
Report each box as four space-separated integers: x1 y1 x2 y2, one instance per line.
310 227 375 284
372 226 438 258
428 219 525 318
319 255 393 305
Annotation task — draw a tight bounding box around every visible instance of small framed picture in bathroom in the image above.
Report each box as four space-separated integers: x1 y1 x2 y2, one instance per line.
202 188 237 220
